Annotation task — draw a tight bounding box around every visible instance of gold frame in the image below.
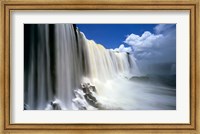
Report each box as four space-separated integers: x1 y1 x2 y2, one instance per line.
0 0 199 133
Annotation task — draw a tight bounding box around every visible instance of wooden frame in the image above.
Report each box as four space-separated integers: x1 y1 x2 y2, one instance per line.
0 0 199 133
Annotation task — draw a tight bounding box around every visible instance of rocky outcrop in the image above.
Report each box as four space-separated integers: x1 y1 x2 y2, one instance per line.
50 101 62 110
73 83 122 110
80 83 98 107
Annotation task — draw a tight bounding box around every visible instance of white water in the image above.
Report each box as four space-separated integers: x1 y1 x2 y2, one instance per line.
24 24 175 110
25 25 54 110
85 39 133 81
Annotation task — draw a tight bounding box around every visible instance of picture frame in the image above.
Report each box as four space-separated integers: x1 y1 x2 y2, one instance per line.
0 0 199 133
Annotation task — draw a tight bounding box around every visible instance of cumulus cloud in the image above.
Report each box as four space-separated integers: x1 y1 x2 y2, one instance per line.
124 24 176 63
112 44 132 53
123 24 176 75
124 31 163 49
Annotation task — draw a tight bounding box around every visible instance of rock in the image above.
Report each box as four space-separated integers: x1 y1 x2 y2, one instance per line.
72 97 87 110
79 82 98 108
84 94 98 108
50 101 62 110
24 103 30 110
91 86 97 92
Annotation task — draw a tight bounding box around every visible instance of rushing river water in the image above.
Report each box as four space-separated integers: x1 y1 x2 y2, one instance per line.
24 24 176 110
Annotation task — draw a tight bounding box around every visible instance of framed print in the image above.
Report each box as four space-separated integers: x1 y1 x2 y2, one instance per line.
0 0 199 133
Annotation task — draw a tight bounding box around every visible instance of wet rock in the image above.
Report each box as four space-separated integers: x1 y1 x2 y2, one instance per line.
81 83 97 93
80 83 98 108
72 97 87 110
50 101 62 110
72 89 88 110
73 82 123 110
84 94 98 108
24 103 30 110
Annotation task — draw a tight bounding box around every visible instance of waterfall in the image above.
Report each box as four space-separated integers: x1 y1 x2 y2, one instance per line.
54 24 83 109
81 34 137 82
24 25 54 110
24 24 141 110
128 54 141 76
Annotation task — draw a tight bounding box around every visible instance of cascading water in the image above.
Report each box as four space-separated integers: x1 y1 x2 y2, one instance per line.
84 39 132 81
24 25 54 110
54 25 82 109
24 24 176 110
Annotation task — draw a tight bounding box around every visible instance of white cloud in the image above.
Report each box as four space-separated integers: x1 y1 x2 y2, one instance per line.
110 24 176 75
113 44 132 53
124 31 163 49
124 24 176 63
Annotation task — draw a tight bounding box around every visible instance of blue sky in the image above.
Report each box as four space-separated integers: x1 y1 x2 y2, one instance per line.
76 24 157 49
